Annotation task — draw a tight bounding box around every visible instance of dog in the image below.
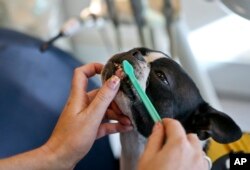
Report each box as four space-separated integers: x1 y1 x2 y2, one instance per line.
101 47 242 170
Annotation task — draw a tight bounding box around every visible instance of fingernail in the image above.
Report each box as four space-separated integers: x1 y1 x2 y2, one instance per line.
107 75 120 89
153 122 161 132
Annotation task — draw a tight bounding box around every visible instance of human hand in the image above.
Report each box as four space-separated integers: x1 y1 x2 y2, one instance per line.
41 63 133 169
137 118 209 170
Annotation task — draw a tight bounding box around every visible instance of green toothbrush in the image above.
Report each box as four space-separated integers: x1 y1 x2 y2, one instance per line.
122 60 162 123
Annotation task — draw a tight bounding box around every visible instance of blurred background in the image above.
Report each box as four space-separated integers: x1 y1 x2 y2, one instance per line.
0 0 249 163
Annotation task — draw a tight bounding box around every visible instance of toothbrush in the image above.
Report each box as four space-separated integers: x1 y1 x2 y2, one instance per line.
122 60 162 123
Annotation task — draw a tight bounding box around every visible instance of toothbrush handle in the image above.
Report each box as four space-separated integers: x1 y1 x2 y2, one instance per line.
129 75 162 123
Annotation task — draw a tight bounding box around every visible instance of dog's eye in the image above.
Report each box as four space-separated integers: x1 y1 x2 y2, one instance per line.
155 71 169 85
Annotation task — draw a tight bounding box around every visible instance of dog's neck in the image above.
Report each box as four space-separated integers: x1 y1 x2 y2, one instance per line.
120 130 146 170
114 93 147 170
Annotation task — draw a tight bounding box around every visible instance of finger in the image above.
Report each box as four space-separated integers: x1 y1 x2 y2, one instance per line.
104 109 131 126
143 122 165 157
83 75 120 124
87 89 99 102
71 63 103 96
163 118 186 140
65 63 103 114
96 123 133 139
187 133 201 149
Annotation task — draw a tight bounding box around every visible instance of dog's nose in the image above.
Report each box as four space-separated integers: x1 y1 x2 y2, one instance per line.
132 51 145 61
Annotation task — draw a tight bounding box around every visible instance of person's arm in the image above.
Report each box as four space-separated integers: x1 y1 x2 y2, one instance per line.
0 146 63 170
138 118 209 170
0 63 132 170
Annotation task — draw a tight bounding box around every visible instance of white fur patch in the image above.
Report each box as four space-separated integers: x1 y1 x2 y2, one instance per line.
144 52 166 63
135 61 150 91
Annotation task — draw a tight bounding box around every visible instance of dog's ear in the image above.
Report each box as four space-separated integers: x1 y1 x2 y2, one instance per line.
186 103 242 144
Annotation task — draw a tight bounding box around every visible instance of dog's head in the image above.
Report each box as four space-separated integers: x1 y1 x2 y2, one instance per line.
101 48 242 144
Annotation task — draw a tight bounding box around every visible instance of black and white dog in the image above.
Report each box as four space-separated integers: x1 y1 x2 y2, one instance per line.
101 48 242 170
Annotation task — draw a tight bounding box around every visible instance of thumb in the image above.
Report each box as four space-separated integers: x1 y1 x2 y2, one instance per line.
143 122 164 157
85 75 120 121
